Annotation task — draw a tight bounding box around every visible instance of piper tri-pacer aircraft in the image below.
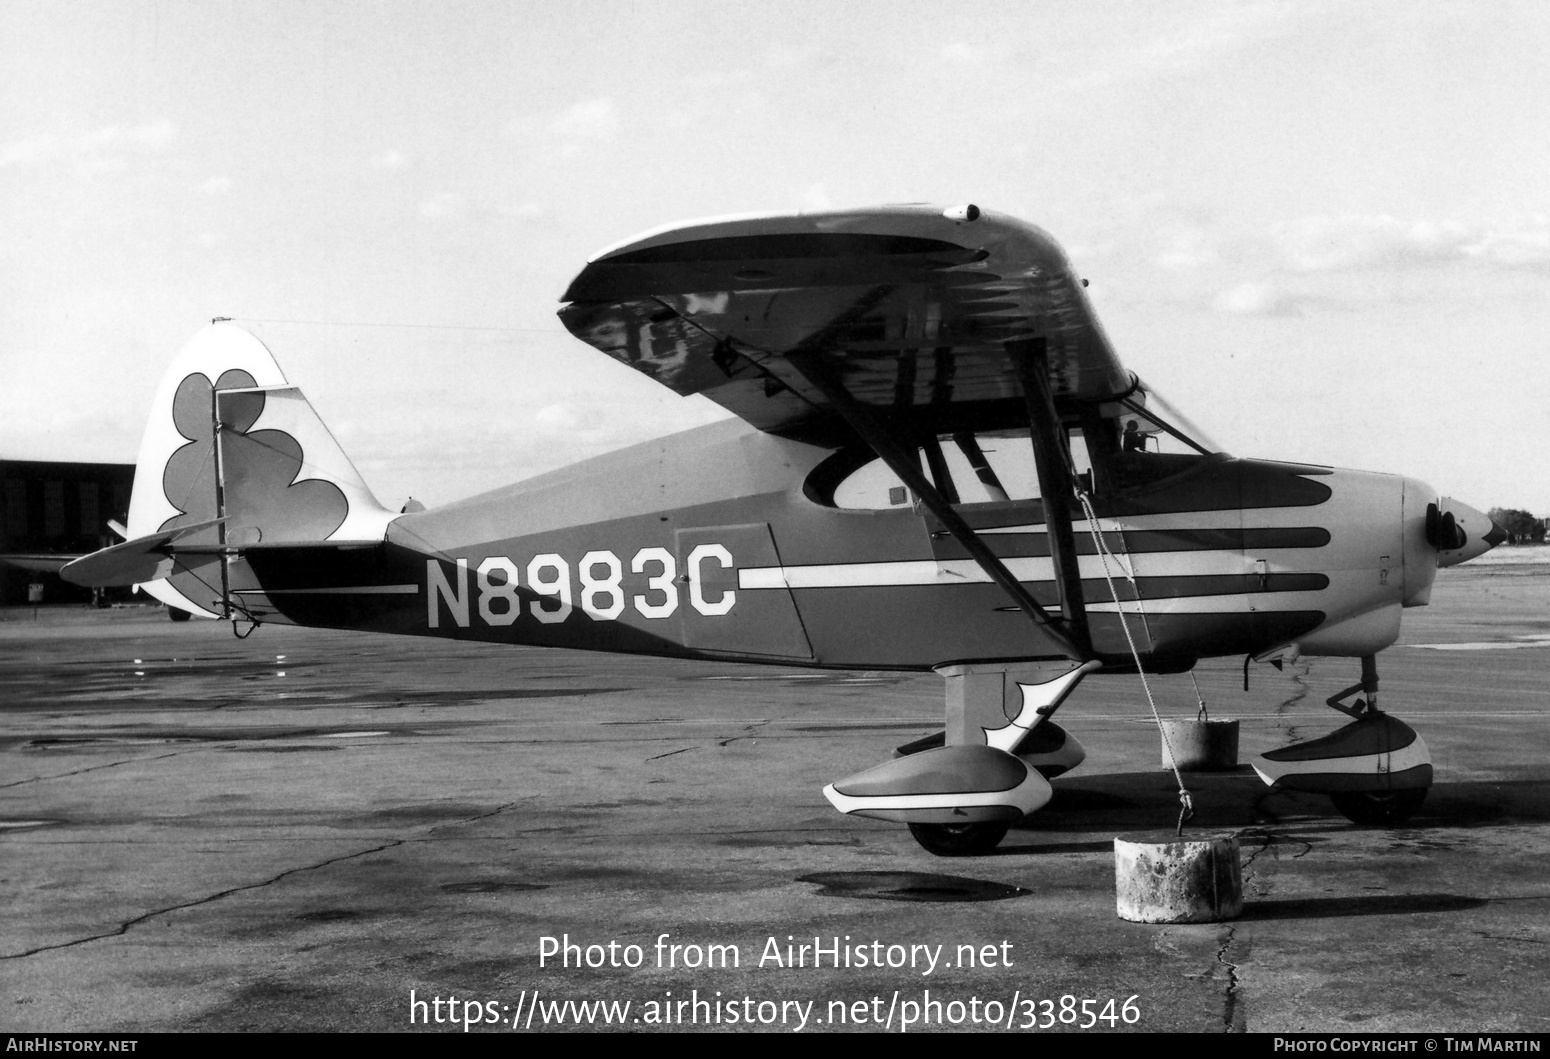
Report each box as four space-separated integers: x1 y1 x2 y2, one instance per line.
64 205 1504 855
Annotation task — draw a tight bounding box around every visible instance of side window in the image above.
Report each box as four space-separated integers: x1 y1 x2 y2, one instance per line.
825 432 1049 510
831 457 920 509
811 379 1224 510
950 433 1043 504
819 423 1195 510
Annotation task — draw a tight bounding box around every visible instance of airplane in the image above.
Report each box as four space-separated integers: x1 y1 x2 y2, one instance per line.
0 524 129 607
62 204 1505 856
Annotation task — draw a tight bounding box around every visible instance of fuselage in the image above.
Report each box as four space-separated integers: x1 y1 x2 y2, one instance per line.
244 415 1447 672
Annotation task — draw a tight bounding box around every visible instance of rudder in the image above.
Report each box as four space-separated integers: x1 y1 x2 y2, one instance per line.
127 322 396 617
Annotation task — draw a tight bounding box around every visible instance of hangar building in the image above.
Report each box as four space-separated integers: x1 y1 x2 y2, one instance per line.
0 460 134 605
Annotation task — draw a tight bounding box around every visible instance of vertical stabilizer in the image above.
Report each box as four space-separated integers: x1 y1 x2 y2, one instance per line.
128 323 396 617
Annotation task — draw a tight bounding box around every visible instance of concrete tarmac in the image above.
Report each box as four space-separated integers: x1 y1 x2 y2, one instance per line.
3 562 1548 1033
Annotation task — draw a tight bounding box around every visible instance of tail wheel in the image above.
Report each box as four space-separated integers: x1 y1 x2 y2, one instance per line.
1330 788 1426 826
907 821 1009 857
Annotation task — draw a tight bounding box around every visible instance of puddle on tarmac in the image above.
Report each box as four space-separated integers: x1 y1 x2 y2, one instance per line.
797 871 1029 903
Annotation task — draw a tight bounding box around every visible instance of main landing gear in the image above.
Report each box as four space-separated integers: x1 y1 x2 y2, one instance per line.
1254 654 1432 825
1329 788 1428 826
907 821 1011 858
822 661 1099 856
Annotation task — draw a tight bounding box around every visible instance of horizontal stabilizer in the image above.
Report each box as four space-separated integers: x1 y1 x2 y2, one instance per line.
61 517 228 587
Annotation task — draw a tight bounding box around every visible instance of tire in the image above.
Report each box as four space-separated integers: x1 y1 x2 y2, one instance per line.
1330 788 1426 826
907 821 1010 857
167 607 192 622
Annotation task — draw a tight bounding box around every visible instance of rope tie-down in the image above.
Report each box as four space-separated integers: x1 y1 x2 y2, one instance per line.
1075 490 1194 836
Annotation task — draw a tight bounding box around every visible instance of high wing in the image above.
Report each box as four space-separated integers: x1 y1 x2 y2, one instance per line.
561 204 1135 661
558 205 1132 448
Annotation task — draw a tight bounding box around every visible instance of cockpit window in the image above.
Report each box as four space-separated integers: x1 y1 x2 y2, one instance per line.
811 377 1224 510
1114 379 1222 457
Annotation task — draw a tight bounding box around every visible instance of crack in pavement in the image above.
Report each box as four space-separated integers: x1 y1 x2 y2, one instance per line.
647 747 698 761
1258 654 1308 744
2 799 525 960
2 839 405 960
424 800 522 834
1470 930 1548 946
1245 661 1313 823
0 749 197 790
1215 829 1277 1032
1200 827 1312 1031
1239 829 1277 892
718 720 770 748
1275 659 1311 745
1217 927 1243 1032
1250 660 1314 825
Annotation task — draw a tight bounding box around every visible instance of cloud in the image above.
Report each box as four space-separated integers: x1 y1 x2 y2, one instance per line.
547 98 618 141
1469 222 1550 271
370 149 408 170
499 201 546 219
1269 215 1550 275
1050 3 1302 97
1191 215 1550 315
419 192 465 219
938 40 1019 66
1272 215 1473 273
199 176 233 196
417 195 548 224
128 120 177 149
1211 281 1304 317
0 119 177 169
801 183 834 211
1116 208 1550 317
764 42 825 70
507 98 620 162
939 41 978 64
1156 227 1224 270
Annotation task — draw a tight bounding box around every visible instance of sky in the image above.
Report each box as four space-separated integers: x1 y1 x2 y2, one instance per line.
2 0 1547 513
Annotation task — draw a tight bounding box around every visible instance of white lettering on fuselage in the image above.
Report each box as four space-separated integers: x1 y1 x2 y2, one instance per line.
687 543 735 616
427 557 469 629
426 546 733 629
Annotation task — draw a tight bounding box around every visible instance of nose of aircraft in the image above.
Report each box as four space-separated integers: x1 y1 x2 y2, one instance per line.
1429 497 1505 567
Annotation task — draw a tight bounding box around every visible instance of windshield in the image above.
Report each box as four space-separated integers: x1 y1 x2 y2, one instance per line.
1114 378 1224 457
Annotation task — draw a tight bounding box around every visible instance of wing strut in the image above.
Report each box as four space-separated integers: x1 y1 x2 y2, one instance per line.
1010 338 1093 656
952 432 1010 502
785 349 1087 662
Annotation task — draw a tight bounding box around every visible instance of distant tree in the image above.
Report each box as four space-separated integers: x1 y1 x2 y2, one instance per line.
1488 507 1544 544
